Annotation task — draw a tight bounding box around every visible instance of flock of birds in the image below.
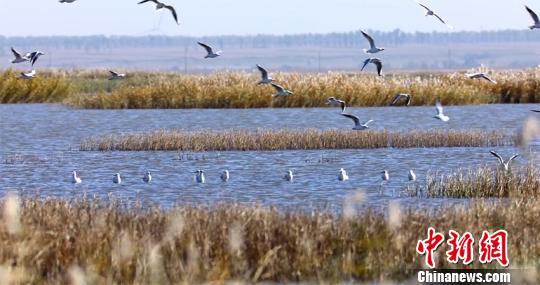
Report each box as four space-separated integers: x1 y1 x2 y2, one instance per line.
8 1 537 188
69 150 519 187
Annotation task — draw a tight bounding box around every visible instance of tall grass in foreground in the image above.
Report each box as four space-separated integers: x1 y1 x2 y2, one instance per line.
0 70 71 103
64 68 540 109
0 195 538 284
80 129 513 151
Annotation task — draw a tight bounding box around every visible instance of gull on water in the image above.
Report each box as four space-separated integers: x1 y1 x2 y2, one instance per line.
408 170 417 182
10 47 30 64
284 170 294 182
221 170 230 182
361 58 383 76
466 73 497 84
381 170 390 183
338 168 349 181
195 170 205 183
326 97 347 112
490 151 519 171
341 113 373 130
197 42 222 58
525 6 540 30
271 83 293 97
109 71 126 80
361 30 384 54
390 93 412 106
20 70 36 80
113 173 122 184
28 51 45 66
143 171 152 183
416 1 453 29
138 0 179 24
71 171 82 184
256 64 273 85
433 100 450 122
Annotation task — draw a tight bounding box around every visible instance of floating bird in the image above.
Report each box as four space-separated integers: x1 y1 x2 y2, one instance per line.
256 65 273 85
195 170 205 183
284 170 294 182
197 42 222 58
341 113 373 130
390 93 412 106
28 51 45 66
271 83 293 97
71 171 82 184
326 97 347 112
113 173 122 184
381 170 390 183
490 151 519 171
10 47 30 64
466 73 497 84
221 170 230 182
138 0 179 25
433 100 450 122
19 70 36 80
416 1 453 28
338 168 349 181
408 170 416 182
361 58 383 76
143 171 152 183
526 6 540 30
361 30 385 54
109 71 126 80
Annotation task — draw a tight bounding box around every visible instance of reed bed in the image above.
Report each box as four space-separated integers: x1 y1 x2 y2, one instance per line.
0 195 538 284
410 165 540 198
1 68 540 108
80 129 513 151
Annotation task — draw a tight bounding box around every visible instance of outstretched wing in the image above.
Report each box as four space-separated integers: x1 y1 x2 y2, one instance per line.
197 42 213 54
391 94 403 105
11 47 21 58
432 13 447 25
531 110 540 113
526 6 540 24
417 2 432 12
372 59 383 76
341 113 360 126
271 83 285 93
508 154 520 163
490 151 505 165
109 71 119 76
256 64 268 79
361 58 371 71
361 30 376 49
405 94 412 106
482 74 497 84
164 5 179 24
435 100 444 115
138 0 159 4
363 119 374 126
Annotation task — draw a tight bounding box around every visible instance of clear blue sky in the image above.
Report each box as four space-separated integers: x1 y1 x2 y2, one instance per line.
0 0 537 36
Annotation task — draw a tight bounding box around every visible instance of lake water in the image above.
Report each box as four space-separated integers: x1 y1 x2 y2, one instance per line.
1 104 539 210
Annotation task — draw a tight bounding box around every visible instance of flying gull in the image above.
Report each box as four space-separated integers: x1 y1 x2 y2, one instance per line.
138 0 179 25
256 64 273 84
341 113 374 130
271 83 293 97
109 71 126 80
526 6 540 30
466 73 497 84
361 30 385 54
19 70 36 80
391 93 412 106
490 151 519 171
27 51 45 66
326 97 347 112
197 42 222 58
433 100 450 122
59 0 78 3
361 58 383 76
416 1 453 29
10 47 31 64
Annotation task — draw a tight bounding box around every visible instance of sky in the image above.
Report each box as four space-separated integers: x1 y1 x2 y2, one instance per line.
0 0 537 37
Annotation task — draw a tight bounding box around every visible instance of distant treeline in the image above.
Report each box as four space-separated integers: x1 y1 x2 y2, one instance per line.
1 29 539 51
